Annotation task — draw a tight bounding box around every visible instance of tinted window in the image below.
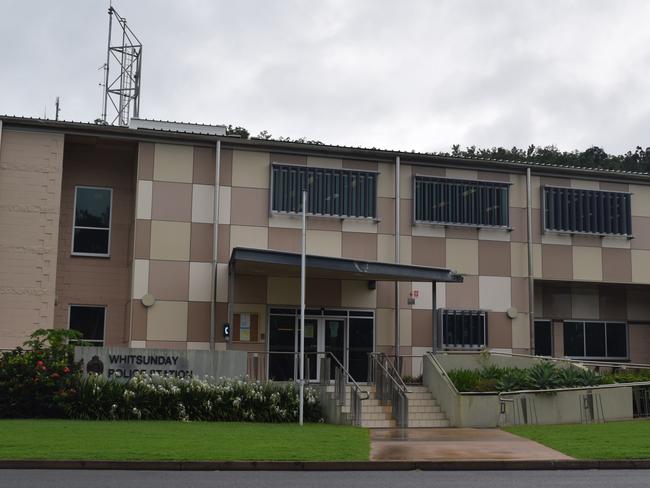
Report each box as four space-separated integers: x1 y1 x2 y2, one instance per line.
534 320 553 356
563 322 584 356
73 187 111 255
414 176 509 227
69 306 105 345
544 187 632 236
440 310 486 349
271 164 377 219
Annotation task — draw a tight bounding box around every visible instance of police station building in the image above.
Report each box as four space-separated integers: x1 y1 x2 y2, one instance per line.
2 115 650 383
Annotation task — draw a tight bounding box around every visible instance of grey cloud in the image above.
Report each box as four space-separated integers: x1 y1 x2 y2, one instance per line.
1 0 649 154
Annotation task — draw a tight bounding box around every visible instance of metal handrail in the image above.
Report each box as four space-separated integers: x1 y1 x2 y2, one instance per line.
368 352 409 427
436 349 650 371
245 350 369 426
371 352 409 392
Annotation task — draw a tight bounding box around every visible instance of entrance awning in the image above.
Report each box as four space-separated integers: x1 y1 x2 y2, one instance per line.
229 247 463 283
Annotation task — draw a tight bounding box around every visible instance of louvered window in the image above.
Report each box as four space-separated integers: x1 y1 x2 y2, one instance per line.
543 186 632 236
271 164 377 219
414 176 509 227
438 309 487 349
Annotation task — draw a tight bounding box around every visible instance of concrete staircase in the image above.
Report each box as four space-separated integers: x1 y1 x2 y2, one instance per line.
329 384 449 428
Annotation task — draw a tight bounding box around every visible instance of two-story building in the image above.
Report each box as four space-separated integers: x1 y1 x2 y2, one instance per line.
1 115 649 382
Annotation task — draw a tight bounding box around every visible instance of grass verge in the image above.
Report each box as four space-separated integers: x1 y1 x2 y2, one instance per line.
0 420 369 461
506 420 650 459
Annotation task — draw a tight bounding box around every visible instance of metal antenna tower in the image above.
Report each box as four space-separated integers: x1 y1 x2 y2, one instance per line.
101 6 142 126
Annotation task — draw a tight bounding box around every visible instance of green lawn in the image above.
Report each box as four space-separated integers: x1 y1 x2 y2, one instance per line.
0 420 369 461
506 420 650 459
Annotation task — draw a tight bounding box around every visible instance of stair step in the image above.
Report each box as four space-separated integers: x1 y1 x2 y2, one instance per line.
407 405 441 413
361 419 397 428
405 392 434 399
408 399 439 406
408 419 450 428
407 412 447 421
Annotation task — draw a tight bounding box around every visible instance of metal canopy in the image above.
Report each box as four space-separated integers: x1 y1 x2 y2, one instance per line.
229 247 463 283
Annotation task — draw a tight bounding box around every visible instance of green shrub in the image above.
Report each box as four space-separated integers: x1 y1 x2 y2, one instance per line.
62 373 322 423
0 329 82 418
496 368 529 392
447 369 481 392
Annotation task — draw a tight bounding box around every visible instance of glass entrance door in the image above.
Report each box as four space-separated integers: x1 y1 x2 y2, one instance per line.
297 317 345 382
324 319 345 380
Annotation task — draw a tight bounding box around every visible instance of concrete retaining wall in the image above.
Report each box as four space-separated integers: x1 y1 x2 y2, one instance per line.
424 353 635 427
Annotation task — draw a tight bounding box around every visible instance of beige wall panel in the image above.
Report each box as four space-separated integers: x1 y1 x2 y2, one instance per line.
445 238 478 275
400 309 412 347
510 242 528 278
130 340 147 348
572 246 603 281
268 227 301 253
400 164 412 199
445 168 477 180
376 308 395 346
191 184 214 224
602 248 632 283
151 182 192 222
377 162 395 198
230 187 269 227
436 282 446 309
479 276 511 312
341 219 378 233
632 217 650 250
215 263 229 303
445 276 479 309
150 221 191 261
218 185 231 224
399 235 412 264
412 224 445 238
231 150 270 188
187 301 211 342
0 130 60 348
306 230 341 257
478 228 510 241
137 142 154 180
187 342 211 351
230 225 268 252
341 280 377 308
511 277 529 313
191 223 214 262
511 313 531 350
269 213 302 229
541 233 572 245
571 287 599 320
532 243 542 278
630 184 650 217
629 324 650 364
153 144 193 183
377 234 395 263
267 276 300 305
542 244 573 280
147 300 188 341
631 250 650 284
571 179 599 190
189 262 213 302
132 259 149 299
149 260 190 301
136 180 152 220
341 232 377 260
509 174 527 208
602 236 630 249
412 281 433 310
377 197 395 234
306 156 342 168
488 312 513 349
192 146 216 185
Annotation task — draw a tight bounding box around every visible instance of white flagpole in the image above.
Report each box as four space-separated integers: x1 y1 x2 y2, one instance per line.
299 189 306 426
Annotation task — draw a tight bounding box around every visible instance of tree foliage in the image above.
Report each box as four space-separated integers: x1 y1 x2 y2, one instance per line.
443 144 650 173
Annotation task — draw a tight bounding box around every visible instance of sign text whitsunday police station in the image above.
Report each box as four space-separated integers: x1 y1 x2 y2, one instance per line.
75 347 248 380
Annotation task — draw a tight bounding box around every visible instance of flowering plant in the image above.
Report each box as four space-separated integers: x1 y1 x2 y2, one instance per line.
0 329 82 418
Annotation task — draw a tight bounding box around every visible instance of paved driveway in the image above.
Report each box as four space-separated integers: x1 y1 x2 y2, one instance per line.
370 428 572 461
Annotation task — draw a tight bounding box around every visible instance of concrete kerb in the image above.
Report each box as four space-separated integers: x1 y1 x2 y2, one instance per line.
2 460 650 470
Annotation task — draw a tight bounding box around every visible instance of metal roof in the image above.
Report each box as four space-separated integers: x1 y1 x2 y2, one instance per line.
229 247 464 283
1 114 649 182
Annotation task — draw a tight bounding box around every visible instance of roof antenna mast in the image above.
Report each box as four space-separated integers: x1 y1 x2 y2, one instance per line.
100 5 142 126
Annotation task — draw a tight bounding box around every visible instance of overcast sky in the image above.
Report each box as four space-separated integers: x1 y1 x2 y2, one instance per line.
1 0 649 154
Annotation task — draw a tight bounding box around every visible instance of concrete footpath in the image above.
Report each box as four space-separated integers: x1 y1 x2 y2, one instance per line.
371 428 572 461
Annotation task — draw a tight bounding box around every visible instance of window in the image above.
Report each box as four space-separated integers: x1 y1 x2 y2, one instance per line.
543 186 632 236
414 176 509 228
438 309 487 349
534 320 553 356
69 305 106 346
271 164 377 219
72 186 112 256
563 321 628 359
